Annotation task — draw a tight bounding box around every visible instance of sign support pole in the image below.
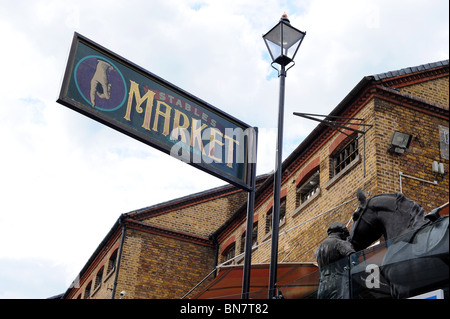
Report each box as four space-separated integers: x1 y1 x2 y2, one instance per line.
241 128 258 299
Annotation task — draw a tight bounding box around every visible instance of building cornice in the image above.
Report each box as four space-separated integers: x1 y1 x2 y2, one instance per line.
376 62 448 88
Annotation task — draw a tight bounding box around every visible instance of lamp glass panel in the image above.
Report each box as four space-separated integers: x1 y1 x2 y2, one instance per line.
283 24 305 59
263 23 283 61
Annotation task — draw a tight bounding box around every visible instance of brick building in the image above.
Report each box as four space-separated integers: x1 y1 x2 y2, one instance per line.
61 60 449 299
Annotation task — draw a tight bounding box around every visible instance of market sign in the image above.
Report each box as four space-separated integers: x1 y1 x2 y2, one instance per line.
58 33 255 190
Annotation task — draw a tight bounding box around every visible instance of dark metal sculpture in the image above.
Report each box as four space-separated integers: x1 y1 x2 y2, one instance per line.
349 188 449 298
315 222 355 299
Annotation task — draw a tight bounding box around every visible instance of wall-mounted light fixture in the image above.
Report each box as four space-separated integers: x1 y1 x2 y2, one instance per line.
388 131 412 155
432 161 445 179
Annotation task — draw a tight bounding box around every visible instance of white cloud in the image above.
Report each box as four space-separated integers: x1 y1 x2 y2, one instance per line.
0 0 448 298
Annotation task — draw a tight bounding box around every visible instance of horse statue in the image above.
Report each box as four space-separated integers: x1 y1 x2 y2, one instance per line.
349 189 449 298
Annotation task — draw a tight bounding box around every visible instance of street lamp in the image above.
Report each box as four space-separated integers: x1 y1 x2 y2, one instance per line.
263 13 306 70
262 13 306 299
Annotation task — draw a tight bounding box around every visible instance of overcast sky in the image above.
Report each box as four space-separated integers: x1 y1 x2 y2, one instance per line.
0 0 448 299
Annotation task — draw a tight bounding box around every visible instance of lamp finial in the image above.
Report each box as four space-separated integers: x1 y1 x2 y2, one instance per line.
281 12 290 23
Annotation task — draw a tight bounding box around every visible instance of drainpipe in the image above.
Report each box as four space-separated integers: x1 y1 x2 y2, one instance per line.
399 171 437 193
111 214 126 299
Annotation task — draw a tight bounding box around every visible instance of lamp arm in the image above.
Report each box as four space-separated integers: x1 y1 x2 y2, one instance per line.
285 60 295 73
271 62 280 73
271 61 296 77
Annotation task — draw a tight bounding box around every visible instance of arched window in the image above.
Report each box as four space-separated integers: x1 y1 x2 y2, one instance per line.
331 136 359 177
265 197 286 235
222 243 236 264
84 281 92 299
107 249 118 274
94 266 104 290
296 170 320 208
326 132 361 189
239 222 258 255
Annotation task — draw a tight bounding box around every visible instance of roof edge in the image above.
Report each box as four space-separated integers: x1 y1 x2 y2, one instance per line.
372 59 449 81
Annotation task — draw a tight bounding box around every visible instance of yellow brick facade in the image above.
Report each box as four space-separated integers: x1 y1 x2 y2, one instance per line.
141 190 247 237
216 62 449 267
63 184 249 299
399 77 449 106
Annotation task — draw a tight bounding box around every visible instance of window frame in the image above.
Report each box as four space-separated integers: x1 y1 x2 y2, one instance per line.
94 266 104 291
330 136 359 177
296 170 320 207
222 243 236 264
84 281 92 299
326 134 361 189
265 197 287 237
107 249 118 275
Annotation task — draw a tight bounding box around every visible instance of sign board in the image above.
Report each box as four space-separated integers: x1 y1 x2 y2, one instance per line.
408 289 444 299
58 33 255 190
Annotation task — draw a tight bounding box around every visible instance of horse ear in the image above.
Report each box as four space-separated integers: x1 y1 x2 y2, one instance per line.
356 188 367 205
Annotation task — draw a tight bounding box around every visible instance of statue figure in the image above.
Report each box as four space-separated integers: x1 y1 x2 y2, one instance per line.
315 222 355 299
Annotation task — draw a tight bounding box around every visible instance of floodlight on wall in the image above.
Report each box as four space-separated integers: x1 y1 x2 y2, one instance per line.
388 131 412 155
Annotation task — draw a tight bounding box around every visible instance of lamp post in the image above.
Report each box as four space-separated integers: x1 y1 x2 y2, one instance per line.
262 13 306 299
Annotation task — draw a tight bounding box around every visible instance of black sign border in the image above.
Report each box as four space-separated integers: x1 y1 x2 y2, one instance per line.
58 32 254 191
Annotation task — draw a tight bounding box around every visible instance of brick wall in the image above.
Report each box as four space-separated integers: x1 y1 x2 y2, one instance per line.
217 74 449 266
142 190 247 237
66 184 248 299
251 102 376 264
109 187 248 299
399 77 449 107
374 98 449 211
114 228 216 299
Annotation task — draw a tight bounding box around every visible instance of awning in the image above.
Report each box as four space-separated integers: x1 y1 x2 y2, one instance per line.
192 262 320 299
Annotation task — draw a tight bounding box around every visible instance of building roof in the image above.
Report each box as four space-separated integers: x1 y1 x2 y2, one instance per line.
372 59 449 81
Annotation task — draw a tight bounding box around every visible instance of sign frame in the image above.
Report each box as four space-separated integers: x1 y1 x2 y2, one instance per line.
58 32 255 191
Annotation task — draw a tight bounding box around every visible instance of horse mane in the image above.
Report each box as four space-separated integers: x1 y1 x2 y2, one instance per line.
369 192 428 231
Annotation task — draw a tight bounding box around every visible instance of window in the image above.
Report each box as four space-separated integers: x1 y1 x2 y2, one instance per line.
94 266 104 290
240 222 259 254
252 222 258 247
265 210 272 235
296 170 320 207
279 197 286 224
84 281 92 299
330 137 359 177
107 249 118 274
265 198 286 235
223 243 235 263
240 233 246 254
